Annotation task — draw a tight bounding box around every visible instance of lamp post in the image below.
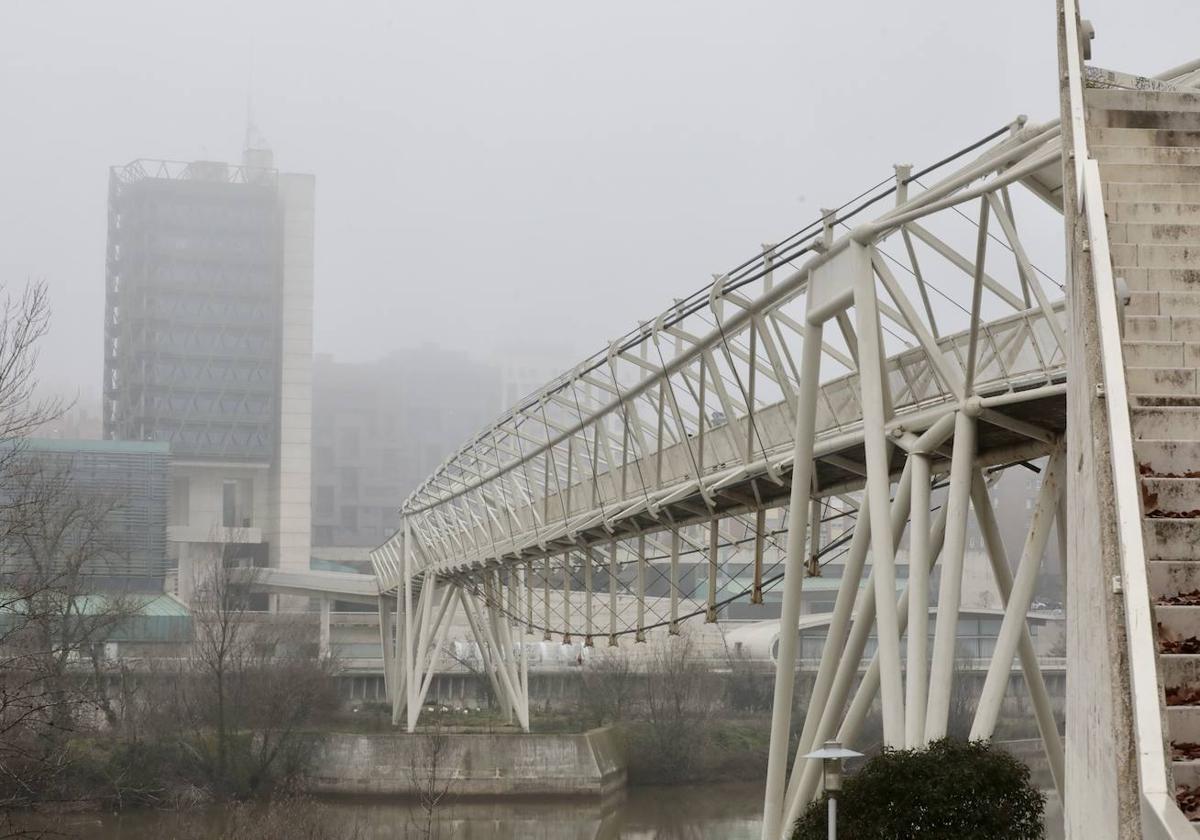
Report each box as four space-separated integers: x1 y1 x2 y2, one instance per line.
801 740 862 840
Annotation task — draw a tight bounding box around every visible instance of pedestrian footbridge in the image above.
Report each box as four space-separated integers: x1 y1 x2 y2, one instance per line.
353 3 1200 836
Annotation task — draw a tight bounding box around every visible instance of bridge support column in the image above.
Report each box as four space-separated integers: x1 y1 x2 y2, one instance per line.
391 601 406 726
378 593 395 703
761 317 823 840
924 410 976 740
461 584 529 731
459 586 510 723
319 594 331 660
905 453 933 748
782 463 937 830
970 459 1066 797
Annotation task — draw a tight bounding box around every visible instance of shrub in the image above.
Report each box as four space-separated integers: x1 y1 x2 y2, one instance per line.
791 738 1045 840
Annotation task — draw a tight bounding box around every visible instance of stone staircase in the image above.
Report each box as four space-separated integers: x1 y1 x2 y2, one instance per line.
1088 86 1200 822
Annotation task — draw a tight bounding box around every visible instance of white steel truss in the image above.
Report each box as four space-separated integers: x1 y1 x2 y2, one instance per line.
366 5 1200 838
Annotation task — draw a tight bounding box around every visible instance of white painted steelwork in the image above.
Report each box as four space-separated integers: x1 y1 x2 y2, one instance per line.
358 4 1200 838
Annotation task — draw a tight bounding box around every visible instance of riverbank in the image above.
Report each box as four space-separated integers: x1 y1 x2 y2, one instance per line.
309 708 775 787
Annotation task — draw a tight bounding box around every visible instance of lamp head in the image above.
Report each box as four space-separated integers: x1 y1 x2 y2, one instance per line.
801 740 863 794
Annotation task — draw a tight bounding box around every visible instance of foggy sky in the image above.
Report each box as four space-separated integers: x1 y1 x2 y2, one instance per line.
2 0 1197 402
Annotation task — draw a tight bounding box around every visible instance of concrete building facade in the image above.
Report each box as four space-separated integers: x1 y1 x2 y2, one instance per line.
7 438 170 584
311 348 497 554
103 152 313 600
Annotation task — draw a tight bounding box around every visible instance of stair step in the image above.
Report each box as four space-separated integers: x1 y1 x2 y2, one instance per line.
1129 367 1198 396
1105 183 1200 204
1110 222 1200 245
1095 146 1200 166
1087 89 1200 113
1089 107 1200 132
1138 441 1200 476
1124 341 1187 366
1173 759 1200 791
1128 291 1161 316
1144 518 1200 560
1144 477 1200 512
1135 396 1200 408
1127 316 1172 340
1148 560 1200 599
1122 315 1200 340
1091 127 1200 148
1128 291 1200 317
1117 269 1200 291
1112 242 1200 269
1167 292 1200 314
1107 202 1200 224
1159 650 1200 685
1170 707 1200 742
1101 163 1200 185
1134 406 1200 440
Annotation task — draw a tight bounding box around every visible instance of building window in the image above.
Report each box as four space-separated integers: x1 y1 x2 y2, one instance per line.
340 428 360 458
316 486 334 516
223 480 237 528
171 476 190 526
315 446 334 471
382 449 399 473
341 506 358 530
238 478 254 527
341 467 359 500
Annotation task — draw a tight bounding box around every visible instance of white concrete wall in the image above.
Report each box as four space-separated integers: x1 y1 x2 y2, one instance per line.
169 462 269 532
308 728 626 797
270 173 315 575
167 462 270 603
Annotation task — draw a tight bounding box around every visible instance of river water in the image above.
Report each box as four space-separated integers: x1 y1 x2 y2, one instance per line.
42 784 1065 839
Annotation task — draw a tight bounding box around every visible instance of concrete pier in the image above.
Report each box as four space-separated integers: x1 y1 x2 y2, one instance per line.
305 727 626 797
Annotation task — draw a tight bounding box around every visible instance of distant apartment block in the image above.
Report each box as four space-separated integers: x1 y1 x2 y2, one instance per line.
103 151 313 599
311 349 498 551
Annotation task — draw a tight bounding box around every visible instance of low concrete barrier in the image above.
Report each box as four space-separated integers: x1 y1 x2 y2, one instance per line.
306 727 626 797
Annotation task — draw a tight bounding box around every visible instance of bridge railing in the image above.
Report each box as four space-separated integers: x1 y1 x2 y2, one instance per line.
1060 0 1193 835
399 302 1064 575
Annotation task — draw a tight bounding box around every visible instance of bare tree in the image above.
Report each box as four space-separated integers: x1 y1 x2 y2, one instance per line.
0 456 141 811
176 554 339 798
947 645 980 741
718 631 773 714
579 644 636 727
641 632 717 782
0 281 115 829
0 283 63 459
405 721 457 840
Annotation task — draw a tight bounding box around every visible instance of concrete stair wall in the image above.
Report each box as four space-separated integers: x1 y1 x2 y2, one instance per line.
1089 85 1200 825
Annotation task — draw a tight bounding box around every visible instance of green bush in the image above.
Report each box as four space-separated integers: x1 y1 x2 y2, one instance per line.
791 738 1045 840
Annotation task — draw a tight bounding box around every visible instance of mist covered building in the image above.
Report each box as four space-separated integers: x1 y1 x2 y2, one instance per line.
311 348 499 555
103 152 313 599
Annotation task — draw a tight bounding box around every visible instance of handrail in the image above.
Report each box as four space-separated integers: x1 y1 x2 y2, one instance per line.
400 125 1062 517
1060 0 1190 834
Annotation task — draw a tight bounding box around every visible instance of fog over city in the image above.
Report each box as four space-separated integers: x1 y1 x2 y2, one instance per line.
3 0 1194 401
5 3 1200 838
